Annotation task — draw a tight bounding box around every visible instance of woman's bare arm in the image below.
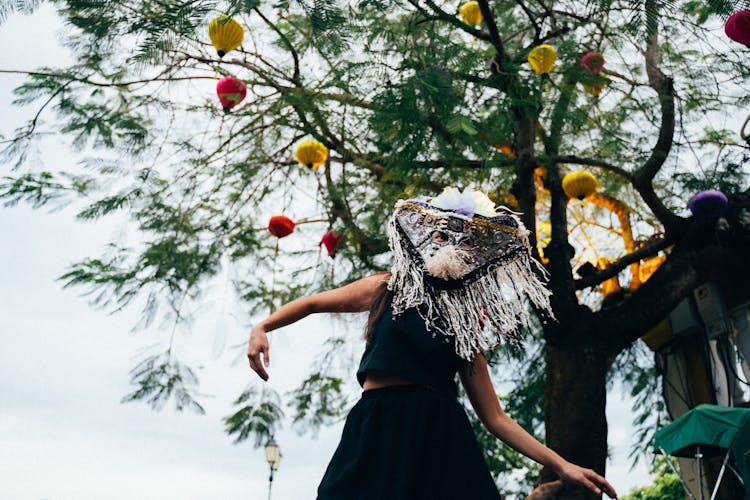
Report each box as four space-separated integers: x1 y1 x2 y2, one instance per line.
459 354 618 499
247 273 389 380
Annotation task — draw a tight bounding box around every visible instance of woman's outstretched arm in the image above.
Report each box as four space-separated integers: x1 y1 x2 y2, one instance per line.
247 273 389 380
459 353 618 499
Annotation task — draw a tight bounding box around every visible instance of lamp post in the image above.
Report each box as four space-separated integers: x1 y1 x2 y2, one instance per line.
264 437 282 500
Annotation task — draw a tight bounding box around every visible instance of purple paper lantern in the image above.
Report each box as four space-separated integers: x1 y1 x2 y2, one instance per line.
688 190 728 218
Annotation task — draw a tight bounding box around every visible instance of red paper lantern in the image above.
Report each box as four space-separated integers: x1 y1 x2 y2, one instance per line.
320 231 344 258
725 10 750 47
216 76 247 113
268 215 295 238
581 51 605 74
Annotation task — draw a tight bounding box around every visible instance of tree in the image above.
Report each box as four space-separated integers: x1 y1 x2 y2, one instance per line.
2 0 750 498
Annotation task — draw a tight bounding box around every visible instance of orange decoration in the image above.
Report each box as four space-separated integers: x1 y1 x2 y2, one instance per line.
498 144 515 156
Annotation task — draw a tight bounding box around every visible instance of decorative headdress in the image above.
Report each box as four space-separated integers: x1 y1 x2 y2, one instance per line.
386 187 555 361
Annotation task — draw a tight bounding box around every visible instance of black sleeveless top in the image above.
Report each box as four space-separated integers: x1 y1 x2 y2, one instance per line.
357 299 465 397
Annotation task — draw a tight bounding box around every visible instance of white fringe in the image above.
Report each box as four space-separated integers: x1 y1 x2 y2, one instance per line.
386 208 555 361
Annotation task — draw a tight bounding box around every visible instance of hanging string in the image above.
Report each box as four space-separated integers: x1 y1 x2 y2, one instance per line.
269 238 280 315
215 62 224 135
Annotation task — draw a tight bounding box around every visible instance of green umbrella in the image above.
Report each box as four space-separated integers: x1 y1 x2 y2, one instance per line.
653 404 750 499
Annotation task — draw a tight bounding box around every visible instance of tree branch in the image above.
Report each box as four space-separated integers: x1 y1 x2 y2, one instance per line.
514 0 541 41
631 0 688 238
476 0 507 59
602 241 734 354
407 0 491 42
4 79 72 143
0 69 218 88
551 155 632 181
254 7 301 84
574 235 672 290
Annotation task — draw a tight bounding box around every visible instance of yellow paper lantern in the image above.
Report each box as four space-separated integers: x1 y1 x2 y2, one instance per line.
562 171 598 200
295 140 328 169
459 1 482 26
208 16 245 57
527 45 557 76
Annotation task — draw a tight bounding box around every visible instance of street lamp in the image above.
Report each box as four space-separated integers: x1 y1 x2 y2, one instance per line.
264 437 282 500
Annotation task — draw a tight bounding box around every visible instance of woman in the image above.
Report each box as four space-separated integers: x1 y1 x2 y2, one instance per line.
247 188 618 499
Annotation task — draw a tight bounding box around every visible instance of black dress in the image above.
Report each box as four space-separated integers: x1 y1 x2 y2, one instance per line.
316 301 501 500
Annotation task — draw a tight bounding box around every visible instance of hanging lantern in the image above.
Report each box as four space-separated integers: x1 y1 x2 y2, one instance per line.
459 1 482 26
295 140 328 169
582 81 606 96
268 215 295 238
320 231 344 258
527 45 557 76
581 51 605 74
216 76 247 113
688 190 728 218
208 16 245 57
725 10 750 47
562 171 598 200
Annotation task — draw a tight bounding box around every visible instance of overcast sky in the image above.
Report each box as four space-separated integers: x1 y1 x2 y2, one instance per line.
0 5 653 499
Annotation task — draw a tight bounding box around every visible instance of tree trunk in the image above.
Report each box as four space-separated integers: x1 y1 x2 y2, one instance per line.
541 341 610 500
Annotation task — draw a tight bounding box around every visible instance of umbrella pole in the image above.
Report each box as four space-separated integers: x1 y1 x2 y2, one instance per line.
726 462 745 485
709 449 731 500
660 448 697 500
697 446 704 500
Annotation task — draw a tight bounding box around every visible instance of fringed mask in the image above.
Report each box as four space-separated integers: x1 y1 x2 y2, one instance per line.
386 187 555 361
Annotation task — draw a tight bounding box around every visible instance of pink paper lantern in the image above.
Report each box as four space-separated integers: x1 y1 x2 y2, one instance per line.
725 10 750 47
216 76 247 113
581 51 605 74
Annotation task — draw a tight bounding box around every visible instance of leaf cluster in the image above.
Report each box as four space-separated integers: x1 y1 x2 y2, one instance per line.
121 349 206 414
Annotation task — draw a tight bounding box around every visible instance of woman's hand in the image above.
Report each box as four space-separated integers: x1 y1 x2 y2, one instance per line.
247 325 270 381
557 461 618 499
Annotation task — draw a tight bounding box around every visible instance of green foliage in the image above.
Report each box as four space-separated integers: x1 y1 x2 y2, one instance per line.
0 171 70 208
621 456 684 500
287 373 348 433
121 350 206 414
0 0 43 25
286 336 352 435
675 151 750 195
224 386 285 447
612 343 670 467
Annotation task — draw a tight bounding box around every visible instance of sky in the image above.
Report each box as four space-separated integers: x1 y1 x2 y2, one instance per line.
0 4 654 500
